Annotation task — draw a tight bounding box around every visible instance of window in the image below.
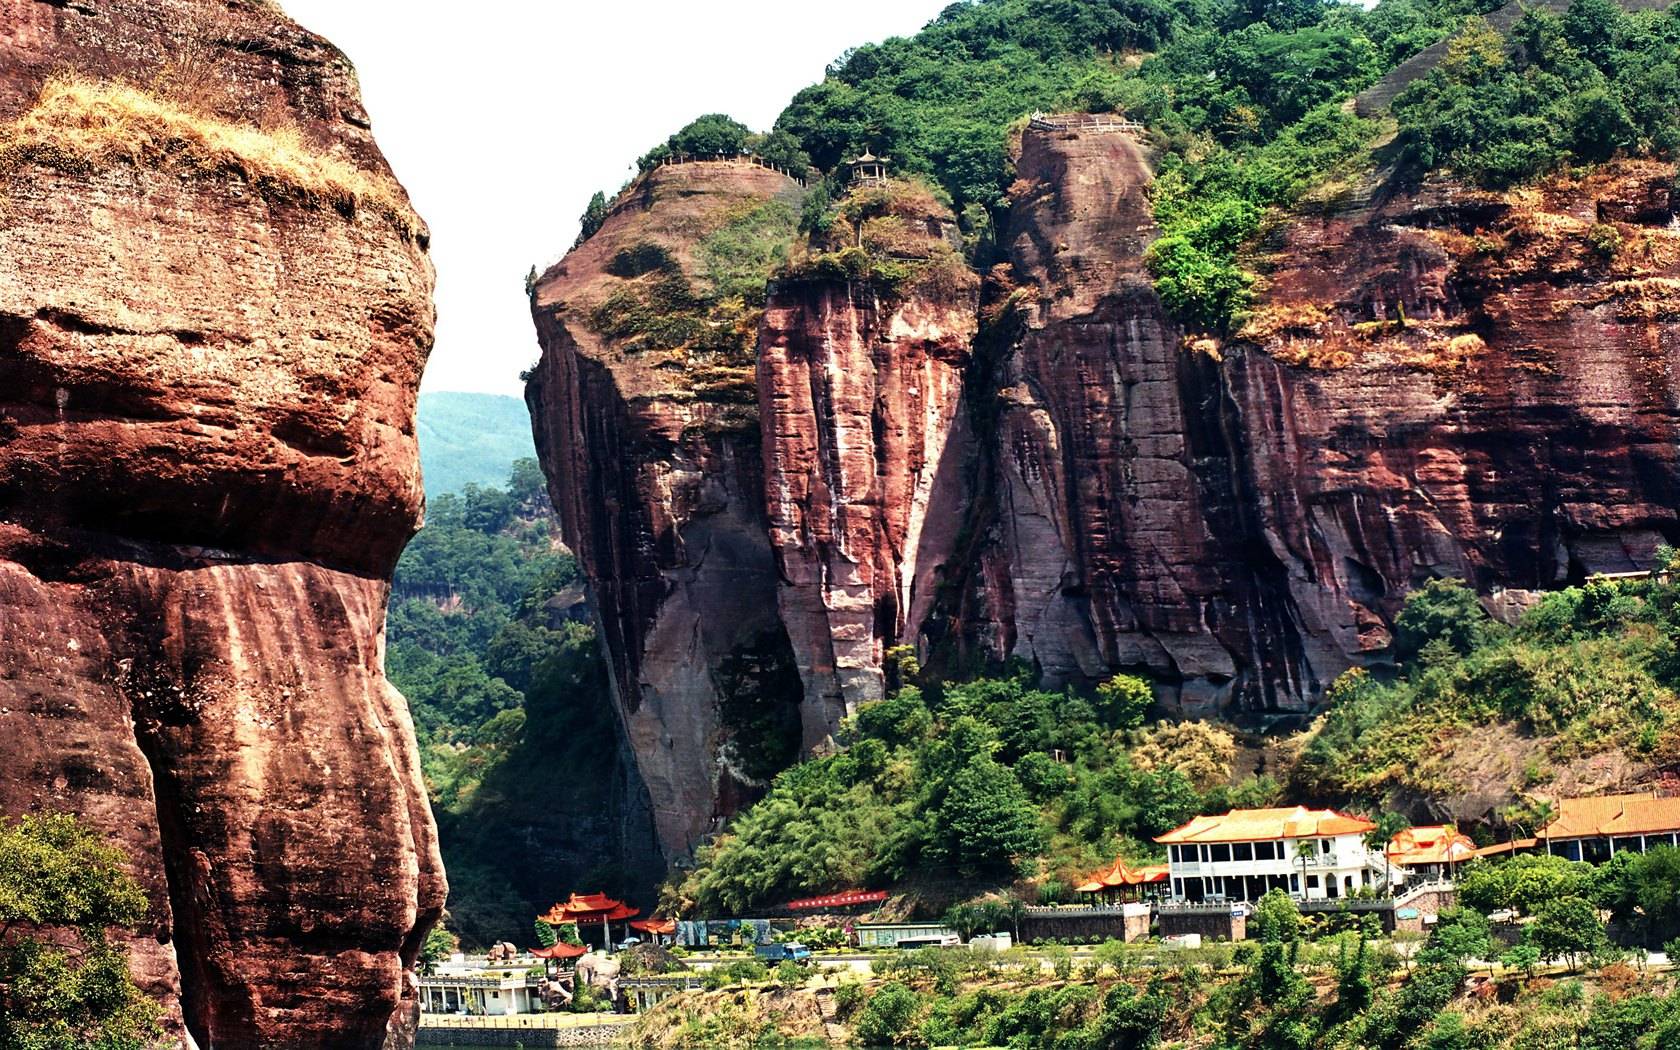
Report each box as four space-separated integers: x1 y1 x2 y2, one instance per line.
1255 841 1277 861
1233 842 1254 862
1210 844 1231 863
1307 875 1320 890
1320 838 1333 854
1289 874 1299 893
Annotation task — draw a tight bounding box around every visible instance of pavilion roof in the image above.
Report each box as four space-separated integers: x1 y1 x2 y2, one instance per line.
530 940 588 960
1076 857 1170 891
630 918 676 935
540 892 638 924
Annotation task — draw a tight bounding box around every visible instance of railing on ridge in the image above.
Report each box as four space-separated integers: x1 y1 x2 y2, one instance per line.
1028 113 1146 134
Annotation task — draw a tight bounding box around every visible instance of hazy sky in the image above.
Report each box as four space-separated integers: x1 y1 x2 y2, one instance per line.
278 0 952 396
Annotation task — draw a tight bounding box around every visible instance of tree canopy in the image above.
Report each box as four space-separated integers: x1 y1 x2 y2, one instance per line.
0 813 162 1050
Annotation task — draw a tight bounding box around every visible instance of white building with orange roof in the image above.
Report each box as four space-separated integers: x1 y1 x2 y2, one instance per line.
1156 807 1390 903
1537 791 1680 863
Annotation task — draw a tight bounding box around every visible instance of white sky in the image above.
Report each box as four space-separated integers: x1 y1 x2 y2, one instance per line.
278 0 953 396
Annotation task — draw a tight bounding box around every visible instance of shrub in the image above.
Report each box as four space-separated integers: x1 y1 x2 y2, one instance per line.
854 982 922 1046
2 74 418 236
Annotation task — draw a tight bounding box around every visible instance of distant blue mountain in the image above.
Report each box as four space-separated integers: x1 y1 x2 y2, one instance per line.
417 392 537 497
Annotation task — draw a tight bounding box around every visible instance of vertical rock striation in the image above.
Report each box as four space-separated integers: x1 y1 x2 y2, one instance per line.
758 186 979 742
0 1 442 1047
529 120 1680 852
526 160 808 858
972 125 1315 711
1231 163 1680 664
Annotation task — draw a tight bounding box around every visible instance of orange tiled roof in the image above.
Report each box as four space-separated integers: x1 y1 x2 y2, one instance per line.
1475 838 1536 858
1541 792 1680 840
1075 858 1170 892
1387 826 1478 867
1155 806 1375 844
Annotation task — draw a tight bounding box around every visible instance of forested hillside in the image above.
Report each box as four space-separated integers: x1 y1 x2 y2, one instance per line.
416 392 539 497
386 462 660 947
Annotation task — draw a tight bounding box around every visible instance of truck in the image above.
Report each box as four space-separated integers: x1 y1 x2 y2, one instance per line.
754 942 813 964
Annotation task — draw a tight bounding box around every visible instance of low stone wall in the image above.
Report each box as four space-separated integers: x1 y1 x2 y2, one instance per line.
1394 886 1458 935
1158 908 1246 942
1022 904 1153 943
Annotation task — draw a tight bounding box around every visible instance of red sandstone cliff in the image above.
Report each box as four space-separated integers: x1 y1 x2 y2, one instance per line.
529 120 1680 844
526 160 808 857
970 126 1305 709
1231 161 1680 676
758 182 979 738
0 2 442 1047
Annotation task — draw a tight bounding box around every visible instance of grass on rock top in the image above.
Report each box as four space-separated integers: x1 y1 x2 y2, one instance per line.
0 74 420 238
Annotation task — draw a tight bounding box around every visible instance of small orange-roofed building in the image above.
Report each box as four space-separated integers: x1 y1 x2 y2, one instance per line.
1074 857 1170 903
1156 806 1389 903
1536 791 1680 863
1386 826 1477 883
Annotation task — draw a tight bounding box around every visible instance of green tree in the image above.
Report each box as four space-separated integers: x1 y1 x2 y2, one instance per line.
1366 812 1411 895
419 925 459 976
1094 674 1155 729
574 191 609 247
667 113 751 159
1526 895 1607 973
532 919 557 949
1393 578 1495 660
853 981 920 1046
1500 942 1541 977
0 813 162 1050
927 754 1046 877
1251 888 1302 945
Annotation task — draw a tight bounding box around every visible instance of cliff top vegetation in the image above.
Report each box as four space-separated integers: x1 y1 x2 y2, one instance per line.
596 0 1680 333
1 74 419 236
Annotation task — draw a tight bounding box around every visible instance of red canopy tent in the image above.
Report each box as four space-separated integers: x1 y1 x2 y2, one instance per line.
628 918 676 943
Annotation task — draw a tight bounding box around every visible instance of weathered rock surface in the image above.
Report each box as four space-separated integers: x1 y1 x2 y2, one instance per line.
758 187 979 739
0 1 442 1046
530 122 1680 849
526 160 808 858
970 126 1314 711
1232 161 1680 680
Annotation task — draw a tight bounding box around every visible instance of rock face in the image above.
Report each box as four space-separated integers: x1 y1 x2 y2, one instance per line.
526 160 808 857
969 126 1314 711
529 122 1680 852
758 185 979 741
1231 161 1680 675
0 2 443 1047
